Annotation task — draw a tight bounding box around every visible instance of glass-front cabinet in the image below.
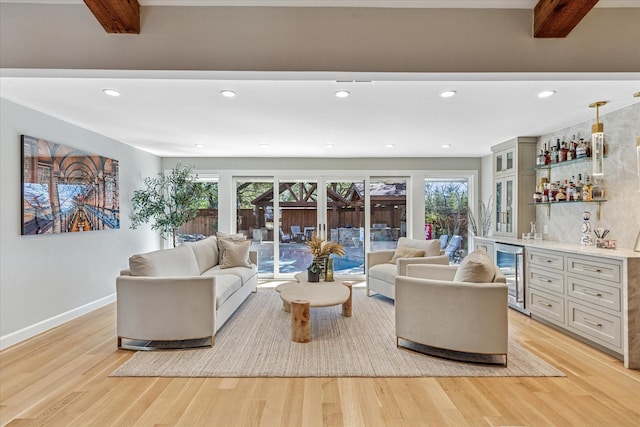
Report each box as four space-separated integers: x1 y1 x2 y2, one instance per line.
494 177 515 235
494 146 515 176
491 137 537 238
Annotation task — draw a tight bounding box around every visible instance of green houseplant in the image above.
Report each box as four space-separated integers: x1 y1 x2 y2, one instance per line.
130 164 206 247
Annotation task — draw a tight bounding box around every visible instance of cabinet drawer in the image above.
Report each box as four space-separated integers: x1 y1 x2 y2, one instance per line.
528 250 564 271
567 257 621 284
528 267 564 294
529 289 564 325
567 276 621 312
567 301 622 350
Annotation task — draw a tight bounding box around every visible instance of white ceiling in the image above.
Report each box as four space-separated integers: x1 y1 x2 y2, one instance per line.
2 71 638 158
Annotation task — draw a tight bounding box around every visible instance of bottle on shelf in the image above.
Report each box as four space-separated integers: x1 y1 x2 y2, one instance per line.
537 149 546 166
544 142 551 165
583 175 593 201
576 138 588 159
568 135 576 161
561 141 568 162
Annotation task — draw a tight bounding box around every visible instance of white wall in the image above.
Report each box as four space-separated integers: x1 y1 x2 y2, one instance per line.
0 99 161 349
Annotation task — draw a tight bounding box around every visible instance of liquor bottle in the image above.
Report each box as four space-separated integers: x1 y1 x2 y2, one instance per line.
582 175 593 201
575 173 583 200
544 143 551 165
537 149 546 166
568 136 576 161
561 141 568 162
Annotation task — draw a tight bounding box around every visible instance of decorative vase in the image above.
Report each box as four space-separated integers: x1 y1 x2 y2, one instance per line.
325 257 334 282
307 269 320 283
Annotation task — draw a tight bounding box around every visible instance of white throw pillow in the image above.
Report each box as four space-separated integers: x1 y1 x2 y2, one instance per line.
453 250 496 283
218 239 252 269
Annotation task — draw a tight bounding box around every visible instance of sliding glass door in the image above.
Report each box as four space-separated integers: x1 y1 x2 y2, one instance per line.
369 178 408 252
278 181 318 275
325 179 366 275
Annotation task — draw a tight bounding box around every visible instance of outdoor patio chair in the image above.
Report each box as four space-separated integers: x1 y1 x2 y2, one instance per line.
280 227 293 243
444 235 463 260
438 234 449 249
291 225 303 242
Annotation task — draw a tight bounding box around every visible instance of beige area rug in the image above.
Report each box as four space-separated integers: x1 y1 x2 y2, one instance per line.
111 288 564 378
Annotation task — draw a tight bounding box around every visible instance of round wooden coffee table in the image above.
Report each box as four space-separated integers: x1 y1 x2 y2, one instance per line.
276 281 353 342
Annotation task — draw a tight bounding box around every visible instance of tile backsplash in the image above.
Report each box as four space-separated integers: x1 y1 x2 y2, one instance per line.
534 103 640 250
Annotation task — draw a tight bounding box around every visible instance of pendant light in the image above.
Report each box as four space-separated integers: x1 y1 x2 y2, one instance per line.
589 101 607 177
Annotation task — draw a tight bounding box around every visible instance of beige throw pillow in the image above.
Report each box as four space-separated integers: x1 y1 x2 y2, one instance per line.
396 237 441 257
453 250 496 283
218 239 252 269
388 246 425 264
216 232 247 264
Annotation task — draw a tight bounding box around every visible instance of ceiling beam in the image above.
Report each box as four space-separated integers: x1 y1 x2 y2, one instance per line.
534 0 598 38
84 0 140 34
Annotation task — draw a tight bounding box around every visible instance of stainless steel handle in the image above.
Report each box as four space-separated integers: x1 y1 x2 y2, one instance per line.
515 252 524 304
544 278 553 283
583 290 603 297
538 302 552 307
583 267 603 273
582 318 603 327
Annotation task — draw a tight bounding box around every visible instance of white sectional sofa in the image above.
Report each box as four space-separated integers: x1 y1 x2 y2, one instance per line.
116 235 258 349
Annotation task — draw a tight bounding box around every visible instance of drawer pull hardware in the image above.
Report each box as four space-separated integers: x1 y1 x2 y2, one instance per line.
582 318 602 327
545 279 553 283
583 290 602 297
544 259 552 263
583 267 603 273
538 302 553 308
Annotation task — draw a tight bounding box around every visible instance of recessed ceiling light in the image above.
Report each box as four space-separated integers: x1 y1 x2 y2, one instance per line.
385 144 395 149
102 89 120 97
440 90 457 98
335 90 350 98
195 144 205 148
325 144 334 149
220 90 236 98
538 90 556 98
259 143 269 149
442 144 452 149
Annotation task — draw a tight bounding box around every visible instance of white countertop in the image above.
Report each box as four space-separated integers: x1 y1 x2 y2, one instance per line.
473 236 640 260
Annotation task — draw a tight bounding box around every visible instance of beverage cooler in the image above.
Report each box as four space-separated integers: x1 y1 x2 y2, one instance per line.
495 243 529 315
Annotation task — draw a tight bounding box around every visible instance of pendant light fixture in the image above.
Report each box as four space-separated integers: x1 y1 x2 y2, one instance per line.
589 101 607 177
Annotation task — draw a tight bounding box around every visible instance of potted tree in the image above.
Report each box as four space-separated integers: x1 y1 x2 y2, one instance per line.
130 164 206 247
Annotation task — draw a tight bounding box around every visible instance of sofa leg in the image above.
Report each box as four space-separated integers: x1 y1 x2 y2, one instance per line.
117 337 122 348
210 336 215 347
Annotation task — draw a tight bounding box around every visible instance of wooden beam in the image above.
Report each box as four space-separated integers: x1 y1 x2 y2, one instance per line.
534 0 598 38
84 0 140 34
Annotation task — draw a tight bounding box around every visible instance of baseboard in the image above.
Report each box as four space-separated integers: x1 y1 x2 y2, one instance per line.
0 293 116 350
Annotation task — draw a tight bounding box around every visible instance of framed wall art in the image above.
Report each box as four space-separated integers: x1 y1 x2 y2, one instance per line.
21 135 120 235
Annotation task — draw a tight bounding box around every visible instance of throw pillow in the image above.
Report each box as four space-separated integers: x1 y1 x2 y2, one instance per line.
216 232 246 264
218 239 252 269
453 250 496 283
396 237 441 257
388 246 425 264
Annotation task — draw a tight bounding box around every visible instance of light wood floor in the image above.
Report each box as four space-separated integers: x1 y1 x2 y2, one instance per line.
2 293 640 426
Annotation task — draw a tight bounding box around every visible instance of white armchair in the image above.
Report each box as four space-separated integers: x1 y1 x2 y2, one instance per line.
395 251 508 365
366 237 449 300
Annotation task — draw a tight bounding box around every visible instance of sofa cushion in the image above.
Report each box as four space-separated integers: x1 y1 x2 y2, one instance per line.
396 237 441 257
218 239 253 269
368 263 397 284
388 246 425 264
453 250 496 283
202 264 258 285
188 236 219 274
128 244 200 277
211 274 243 309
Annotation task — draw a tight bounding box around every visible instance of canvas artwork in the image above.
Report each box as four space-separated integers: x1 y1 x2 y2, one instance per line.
21 135 120 235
